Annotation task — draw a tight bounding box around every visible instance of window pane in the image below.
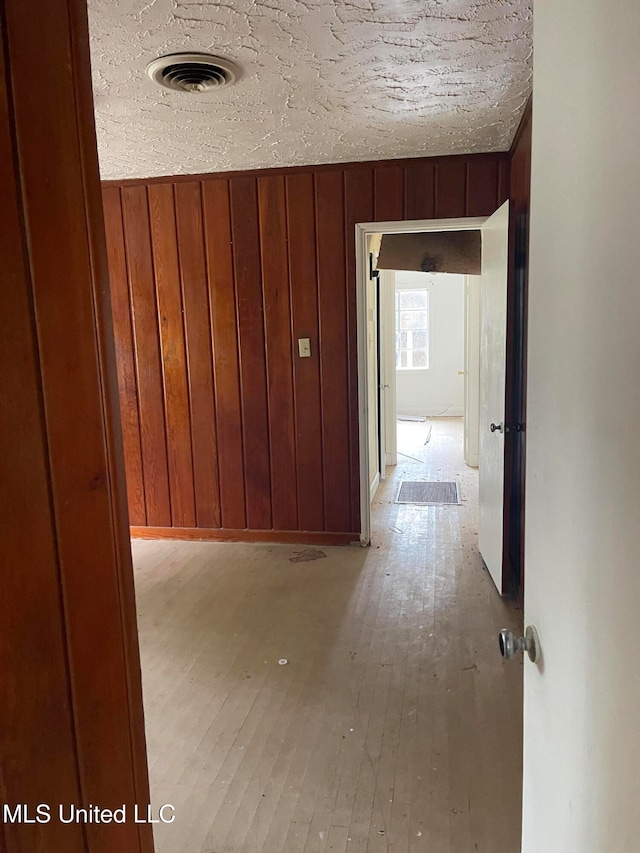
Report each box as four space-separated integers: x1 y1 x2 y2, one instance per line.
412 330 427 348
400 310 427 330
399 290 428 310
395 288 429 370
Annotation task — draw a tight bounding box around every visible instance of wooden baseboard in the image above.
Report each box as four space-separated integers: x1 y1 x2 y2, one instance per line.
130 526 361 546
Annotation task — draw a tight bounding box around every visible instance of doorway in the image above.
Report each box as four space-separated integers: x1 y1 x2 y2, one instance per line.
356 207 518 595
356 216 485 545
392 270 467 480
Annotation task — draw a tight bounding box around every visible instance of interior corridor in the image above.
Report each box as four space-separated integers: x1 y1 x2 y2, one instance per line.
132 418 523 853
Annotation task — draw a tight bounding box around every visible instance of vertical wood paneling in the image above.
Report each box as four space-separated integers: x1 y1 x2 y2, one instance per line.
102 187 146 525
3 0 153 848
466 158 499 216
435 159 467 218
374 164 404 221
106 153 509 539
286 173 324 531
68 1 154 833
11 37 148 846
258 175 298 531
148 183 196 528
345 168 374 533
175 182 221 529
230 177 272 529
404 161 436 219
203 180 246 529
316 171 351 532
121 186 171 527
1 24 86 847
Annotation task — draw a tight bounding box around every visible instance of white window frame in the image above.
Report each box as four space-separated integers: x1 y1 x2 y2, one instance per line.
395 286 430 371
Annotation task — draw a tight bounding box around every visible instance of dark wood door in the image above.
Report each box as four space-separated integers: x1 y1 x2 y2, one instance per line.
0 1 153 851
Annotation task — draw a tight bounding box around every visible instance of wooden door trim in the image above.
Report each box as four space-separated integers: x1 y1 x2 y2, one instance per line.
1 1 153 850
69 0 154 823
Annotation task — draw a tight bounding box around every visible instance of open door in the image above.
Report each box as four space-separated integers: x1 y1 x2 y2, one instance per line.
478 201 509 592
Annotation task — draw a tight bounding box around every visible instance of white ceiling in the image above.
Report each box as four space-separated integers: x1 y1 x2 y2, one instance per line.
88 0 532 181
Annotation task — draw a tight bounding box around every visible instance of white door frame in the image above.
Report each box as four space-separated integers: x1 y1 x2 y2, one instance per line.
379 269 397 472
356 216 488 544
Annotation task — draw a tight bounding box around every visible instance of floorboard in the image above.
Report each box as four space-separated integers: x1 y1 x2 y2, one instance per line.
133 419 523 852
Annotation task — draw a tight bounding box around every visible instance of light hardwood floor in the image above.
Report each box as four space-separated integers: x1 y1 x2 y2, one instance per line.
133 418 523 853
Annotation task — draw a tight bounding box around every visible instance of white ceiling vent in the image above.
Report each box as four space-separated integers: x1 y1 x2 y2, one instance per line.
146 53 241 94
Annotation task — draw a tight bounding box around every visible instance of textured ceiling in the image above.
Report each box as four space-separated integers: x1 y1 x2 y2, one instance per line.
88 0 532 181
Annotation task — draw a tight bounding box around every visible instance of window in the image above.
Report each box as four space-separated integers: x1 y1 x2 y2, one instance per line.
395 288 429 369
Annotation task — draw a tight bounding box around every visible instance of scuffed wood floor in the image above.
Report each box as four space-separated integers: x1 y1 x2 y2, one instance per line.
133 419 523 853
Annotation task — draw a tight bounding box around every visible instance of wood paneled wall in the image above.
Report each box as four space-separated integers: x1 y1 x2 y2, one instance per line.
103 153 509 541
1 0 152 850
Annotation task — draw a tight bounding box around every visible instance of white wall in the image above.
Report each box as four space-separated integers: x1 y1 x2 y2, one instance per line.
463 276 480 467
524 3 640 851
395 271 465 417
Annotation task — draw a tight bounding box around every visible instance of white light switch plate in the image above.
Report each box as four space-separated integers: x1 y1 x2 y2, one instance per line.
298 338 311 358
